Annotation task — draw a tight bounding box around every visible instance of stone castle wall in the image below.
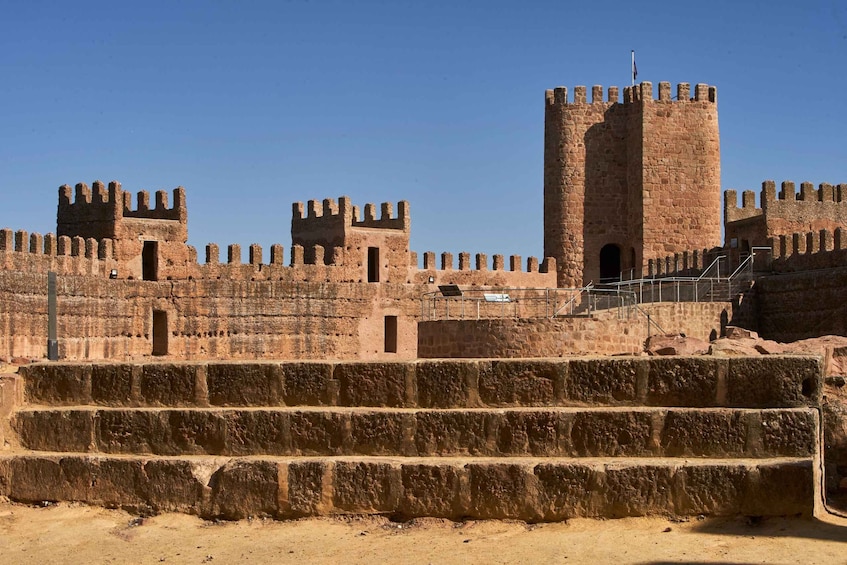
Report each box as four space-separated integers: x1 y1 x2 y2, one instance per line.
418 302 730 358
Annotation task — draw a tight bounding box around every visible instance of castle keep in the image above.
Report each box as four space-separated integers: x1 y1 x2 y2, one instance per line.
544 82 721 286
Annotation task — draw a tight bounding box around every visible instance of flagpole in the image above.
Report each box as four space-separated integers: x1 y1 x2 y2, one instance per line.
631 50 635 86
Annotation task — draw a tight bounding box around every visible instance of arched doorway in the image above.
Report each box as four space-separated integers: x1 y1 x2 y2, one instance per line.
599 244 621 282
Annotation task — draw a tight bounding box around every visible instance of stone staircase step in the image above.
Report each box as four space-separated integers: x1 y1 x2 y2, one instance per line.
0 453 814 521
21 356 821 409
13 407 818 459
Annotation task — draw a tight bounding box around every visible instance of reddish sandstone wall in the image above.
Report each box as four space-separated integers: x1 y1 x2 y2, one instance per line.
417 302 730 358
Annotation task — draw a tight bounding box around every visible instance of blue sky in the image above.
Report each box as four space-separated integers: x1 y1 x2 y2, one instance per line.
2 0 846 263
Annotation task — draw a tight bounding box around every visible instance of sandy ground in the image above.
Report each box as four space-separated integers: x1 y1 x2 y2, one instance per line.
1 500 846 564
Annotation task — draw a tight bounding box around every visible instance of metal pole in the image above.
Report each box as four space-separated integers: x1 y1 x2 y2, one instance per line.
47 271 58 361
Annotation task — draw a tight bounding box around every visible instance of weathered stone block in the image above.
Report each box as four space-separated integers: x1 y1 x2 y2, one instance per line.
727 357 821 408
139 364 198 406
495 411 566 456
144 458 210 514
281 363 335 406
91 364 134 405
466 463 539 520
284 460 328 516
660 410 747 457
23 364 91 405
602 465 674 517
14 409 95 452
349 411 409 455
478 360 563 406
565 359 641 404
535 463 601 520
167 410 227 455
289 411 349 455
96 410 170 454
646 357 721 406
570 411 653 456
743 461 814 516
223 410 290 456
399 463 465 519
336 363 411 407
673 464 747 515
760 409 817 457
332 461 400 513
207 363 282 406
414 411 492 456
416 361 477 408
208 460 281 519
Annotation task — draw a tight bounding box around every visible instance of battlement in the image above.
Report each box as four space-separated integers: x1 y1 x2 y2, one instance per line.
645 247 724 278
725 180 847 229
58 181 187 222
544 82 717 107
291 196 410 232
768 227 847 273
419 251 554 274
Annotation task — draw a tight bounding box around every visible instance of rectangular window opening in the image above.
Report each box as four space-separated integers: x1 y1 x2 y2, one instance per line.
384 315 398 353
142 240 159 281
367 246 380 282
152 310 168 356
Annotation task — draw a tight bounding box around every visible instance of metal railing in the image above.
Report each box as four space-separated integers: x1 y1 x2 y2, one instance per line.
420 286 639 322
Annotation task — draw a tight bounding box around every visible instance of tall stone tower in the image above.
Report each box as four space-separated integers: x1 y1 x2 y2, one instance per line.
543 81 721 287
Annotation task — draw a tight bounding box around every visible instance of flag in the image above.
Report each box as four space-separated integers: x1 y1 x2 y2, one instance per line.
631 51 637 84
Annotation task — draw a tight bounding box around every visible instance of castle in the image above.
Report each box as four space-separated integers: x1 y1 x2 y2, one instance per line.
0 81 845 360
0 81 844 524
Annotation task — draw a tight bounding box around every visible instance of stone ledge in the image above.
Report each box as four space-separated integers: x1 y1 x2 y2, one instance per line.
0 454 814 521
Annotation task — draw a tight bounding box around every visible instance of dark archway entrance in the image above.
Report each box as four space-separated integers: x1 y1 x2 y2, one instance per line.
599 244 621 282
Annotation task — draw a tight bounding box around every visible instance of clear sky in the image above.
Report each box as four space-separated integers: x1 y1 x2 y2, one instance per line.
2 0 845 264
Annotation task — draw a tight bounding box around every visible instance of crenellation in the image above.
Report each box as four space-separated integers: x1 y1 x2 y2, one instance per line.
540 257 556 274
291 244 304 266
99 239 113 260
527 257 538 272
0 229 12 251
293 202 305 220
308 200 321 218
639 81 653 101
574 85 587 104
441 252 453 270
14 230 27 253
677 83 690 100
510 255 521 272
206 244 220 264
29 233 42 254
694 83 709 101
270 244 284 265
658 81 671 101
228 244 241 265
249 244 262 266
92 180 108 203
312 244 325 266
742 190 756 209
821 229 832 252
779 181 796 200
323 198 338 216
85 238 97 259
591 85 603 103
493 254 504 271
423 251 435 270
137 191 150 212
155 190 168 210
44 233 57 255
458 252 470 271
799 182 814 201
380 202 393 220
475 253 487 271
608 86 619 102
75 183 92 205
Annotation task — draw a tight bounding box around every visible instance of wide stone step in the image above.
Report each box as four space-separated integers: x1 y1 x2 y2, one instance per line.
0 454 814 521
21 356 821 409
13 407 818 459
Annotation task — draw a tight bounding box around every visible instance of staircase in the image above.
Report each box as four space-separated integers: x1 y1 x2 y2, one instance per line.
0 357 822 520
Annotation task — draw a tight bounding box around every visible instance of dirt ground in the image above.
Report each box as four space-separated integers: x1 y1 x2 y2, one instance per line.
1 500 846 564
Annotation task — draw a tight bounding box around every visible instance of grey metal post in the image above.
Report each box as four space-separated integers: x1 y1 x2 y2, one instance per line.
47 271 58 360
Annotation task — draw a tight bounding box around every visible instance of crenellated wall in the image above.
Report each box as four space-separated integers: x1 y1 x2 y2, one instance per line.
0 186 556 361
725 180 847 252
544 81 721 287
